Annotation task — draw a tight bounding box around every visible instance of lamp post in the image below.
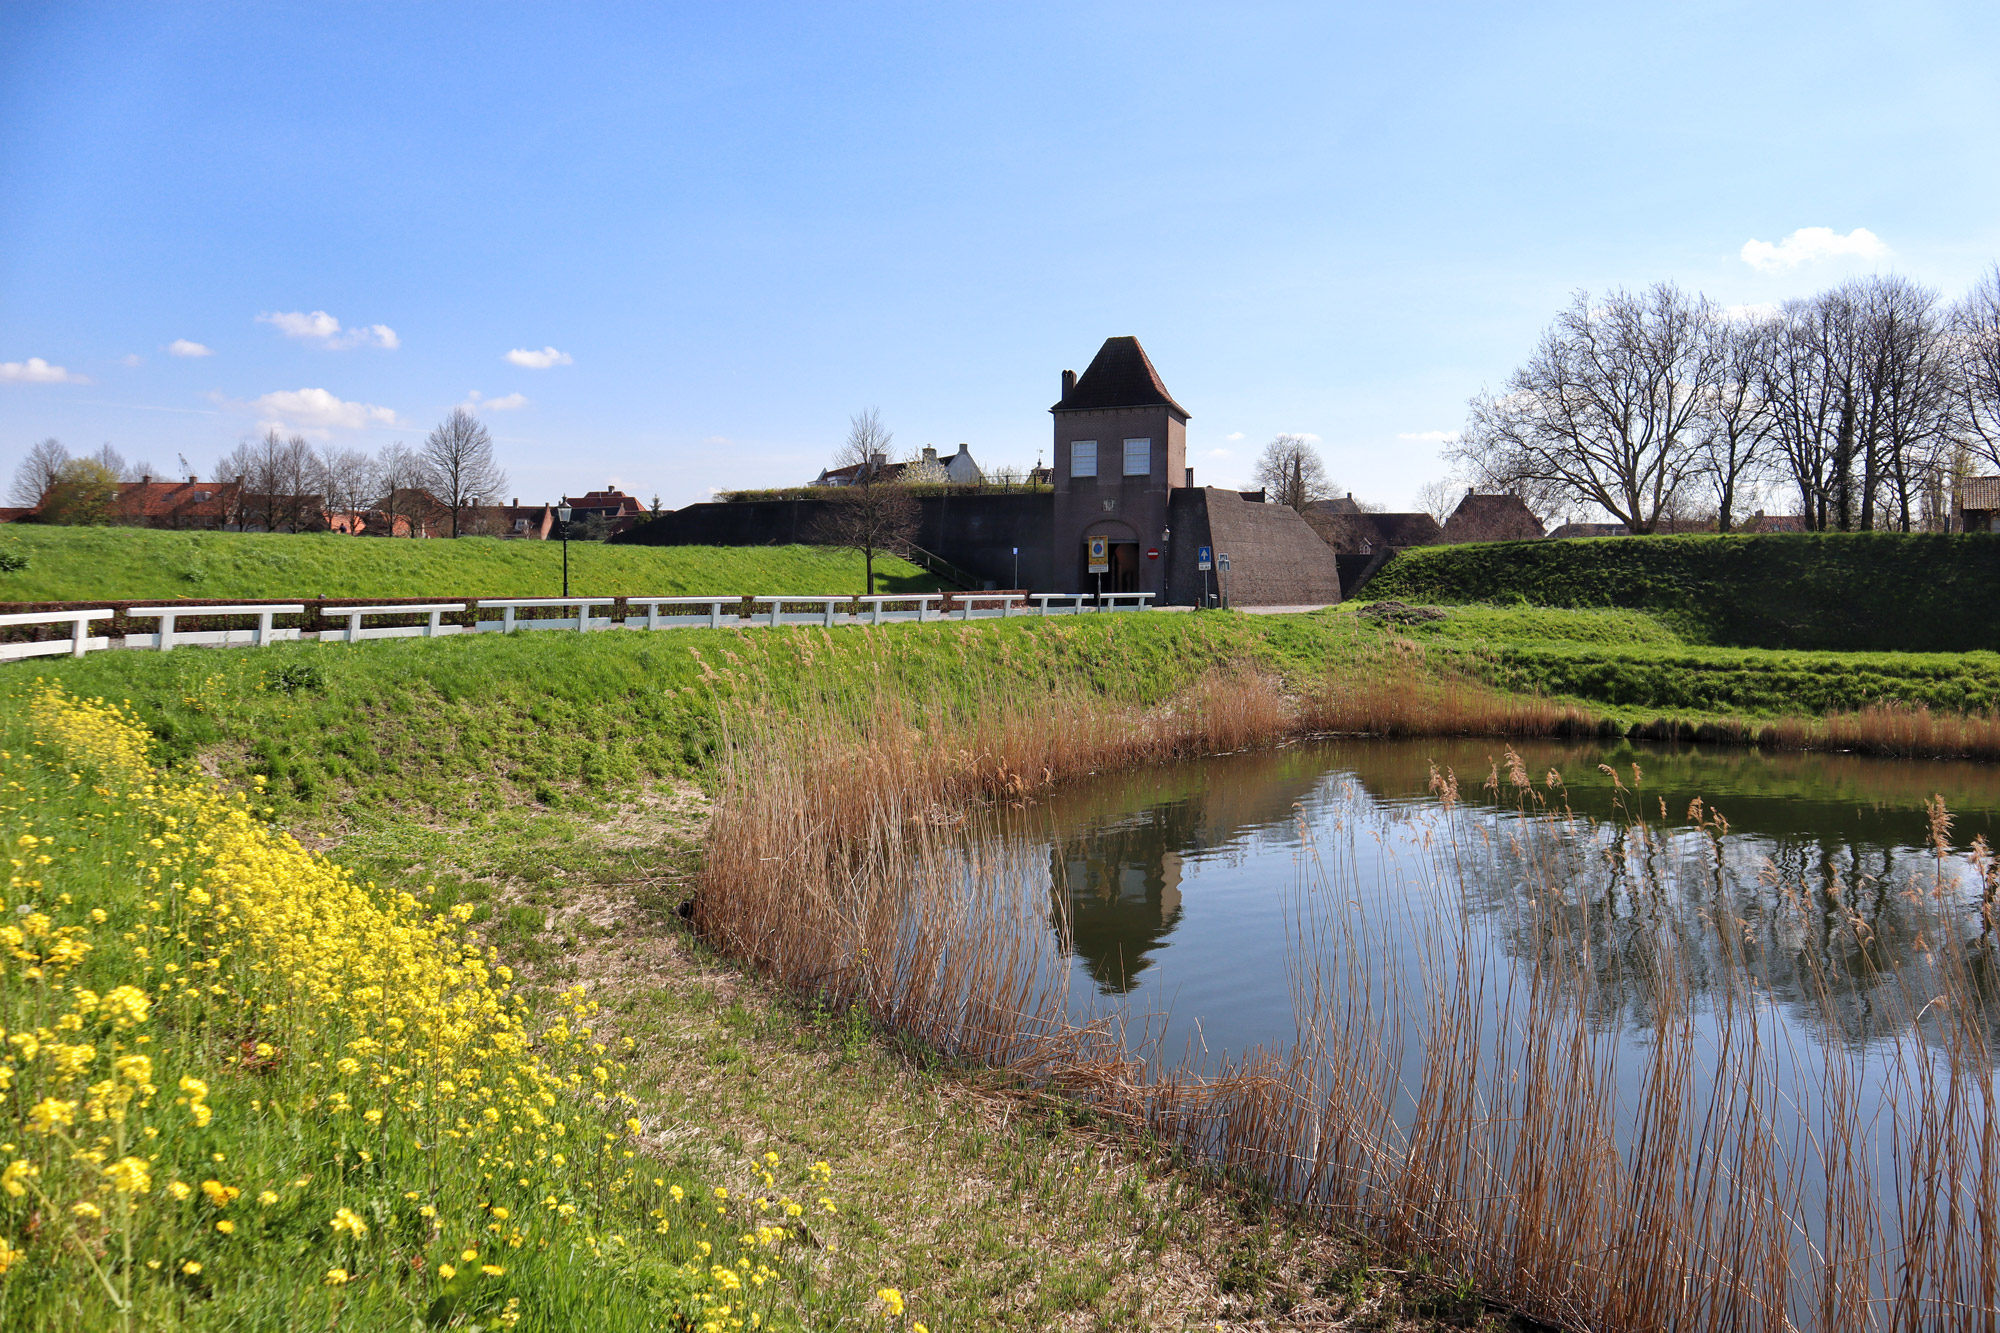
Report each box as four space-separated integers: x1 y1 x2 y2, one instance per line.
556 503 572 597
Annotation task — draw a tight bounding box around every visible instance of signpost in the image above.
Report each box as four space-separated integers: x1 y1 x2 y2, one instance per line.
1217 552 1231 610
1087 535 1109 605
1197 545 1212 608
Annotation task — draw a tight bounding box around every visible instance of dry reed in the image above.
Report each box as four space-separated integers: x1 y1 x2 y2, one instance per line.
697 661 2000 1332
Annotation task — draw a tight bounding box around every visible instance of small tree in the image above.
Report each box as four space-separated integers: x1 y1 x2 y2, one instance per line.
39 459 120 525
814 483 919 594
1413 477 1461 526
1253 434 1330 511
10 438 69 507
421 408 508 537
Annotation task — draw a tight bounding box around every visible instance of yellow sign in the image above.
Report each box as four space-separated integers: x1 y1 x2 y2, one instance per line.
1086 535 1109 573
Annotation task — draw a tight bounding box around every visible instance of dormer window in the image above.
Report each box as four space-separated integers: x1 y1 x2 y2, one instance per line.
1070 441 1098 478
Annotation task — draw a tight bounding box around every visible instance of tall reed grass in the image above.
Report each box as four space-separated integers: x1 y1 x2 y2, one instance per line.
697 662 2000 1331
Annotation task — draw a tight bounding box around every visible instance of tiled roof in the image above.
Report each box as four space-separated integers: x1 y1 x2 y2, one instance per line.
1053 336 1190 418
110 480 239 519
1958 477 2000 510
1443 493 1544 541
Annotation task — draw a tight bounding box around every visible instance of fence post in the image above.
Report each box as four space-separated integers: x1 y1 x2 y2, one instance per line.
503 605 516 633
69 614 87 658
426 609 443 637
156 612 177 651
255 610 275 646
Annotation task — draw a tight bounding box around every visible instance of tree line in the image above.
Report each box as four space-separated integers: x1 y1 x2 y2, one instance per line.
1450 268 2000 533
10 408 511 536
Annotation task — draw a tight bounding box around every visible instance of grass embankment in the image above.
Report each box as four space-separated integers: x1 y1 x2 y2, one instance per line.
0 687 828 1331
0 526 944 601
2 615 1528 1330
1364 530 2000 651
12 605 2000 1327
1343 601 2000 732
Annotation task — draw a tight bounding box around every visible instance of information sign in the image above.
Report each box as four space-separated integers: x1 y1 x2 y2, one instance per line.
1196 545 1213 571
1087 535 1110 573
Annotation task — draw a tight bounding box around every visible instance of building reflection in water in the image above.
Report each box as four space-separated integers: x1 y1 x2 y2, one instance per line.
1035 752 1330 994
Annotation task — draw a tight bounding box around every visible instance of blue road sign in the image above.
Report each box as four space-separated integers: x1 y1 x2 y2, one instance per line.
1197 545 1213 570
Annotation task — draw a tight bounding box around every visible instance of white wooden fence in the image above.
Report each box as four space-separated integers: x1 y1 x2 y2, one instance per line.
0 592 1156 661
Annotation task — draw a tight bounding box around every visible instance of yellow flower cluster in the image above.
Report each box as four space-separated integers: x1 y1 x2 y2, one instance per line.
0 684 849 1330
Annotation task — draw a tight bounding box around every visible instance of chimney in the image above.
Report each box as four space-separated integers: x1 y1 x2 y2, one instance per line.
1185 467 1195 488
1061 369 1076 397
141 475 151 485
869 450 886 469
922 446 938 463
512 496 519 506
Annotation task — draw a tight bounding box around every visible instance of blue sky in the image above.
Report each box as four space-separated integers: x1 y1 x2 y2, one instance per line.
4 1 1998 510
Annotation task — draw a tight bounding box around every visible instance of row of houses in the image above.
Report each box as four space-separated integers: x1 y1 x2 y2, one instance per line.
1 477 654 538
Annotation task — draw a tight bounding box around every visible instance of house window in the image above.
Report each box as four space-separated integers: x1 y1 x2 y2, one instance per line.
1123 438 1151 476
1070 440 1098 478
514 518 529 533
191 491 211 503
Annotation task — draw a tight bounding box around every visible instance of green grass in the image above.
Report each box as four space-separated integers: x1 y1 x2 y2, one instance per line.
1363 530 2000 651
1341 600 2000 718
0 525 947 601
6 611 1365 820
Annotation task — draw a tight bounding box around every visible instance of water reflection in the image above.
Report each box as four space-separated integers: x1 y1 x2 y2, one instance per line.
1011 735 2000 1059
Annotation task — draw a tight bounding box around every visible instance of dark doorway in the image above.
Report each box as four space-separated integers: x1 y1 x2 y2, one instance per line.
1109 542 1141 593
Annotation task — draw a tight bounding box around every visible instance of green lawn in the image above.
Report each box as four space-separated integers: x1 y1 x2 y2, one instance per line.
1363 530 2000 652
0 524 947 600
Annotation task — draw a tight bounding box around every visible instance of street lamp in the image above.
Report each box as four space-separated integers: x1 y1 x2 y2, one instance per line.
556 503 572 597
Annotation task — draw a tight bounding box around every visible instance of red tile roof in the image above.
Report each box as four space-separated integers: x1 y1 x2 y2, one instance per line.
1053 336 1190 419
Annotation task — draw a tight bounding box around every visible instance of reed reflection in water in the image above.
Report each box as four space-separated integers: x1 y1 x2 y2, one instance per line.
1014 737 2000 1067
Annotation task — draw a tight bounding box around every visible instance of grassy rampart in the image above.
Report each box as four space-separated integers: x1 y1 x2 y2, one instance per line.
1364 531 2000 651
0 525 943 601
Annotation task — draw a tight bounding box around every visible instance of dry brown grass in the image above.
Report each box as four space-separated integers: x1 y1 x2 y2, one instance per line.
696 663 2000 1332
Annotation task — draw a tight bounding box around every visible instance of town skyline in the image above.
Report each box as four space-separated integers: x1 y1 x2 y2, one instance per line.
5 2 1998 512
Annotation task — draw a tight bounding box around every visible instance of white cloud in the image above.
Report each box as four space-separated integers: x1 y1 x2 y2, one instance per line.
1224 431 1245 441
462 389 529 412
1722 302 1780 323
0 357 88 384
505 345 573 369
705 435 733 446
167 338 213 358
258 310 399 349
1397 430 1459 443
1207 448 1232 458
1739 227 1887 273
252 387 398 432
120 353 144 367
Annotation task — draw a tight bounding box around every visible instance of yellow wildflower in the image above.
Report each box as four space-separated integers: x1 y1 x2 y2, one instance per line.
876 1287 905 1316
105 1156 151 1194
324 1267 349 1286
330 1208 368 1239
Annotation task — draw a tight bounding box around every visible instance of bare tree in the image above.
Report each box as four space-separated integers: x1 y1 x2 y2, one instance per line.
10 438 69 507
218 430 319 531
1759 277 1959 531
1958 265 2000 471
1413 476 1462 526
1253 434 1331 511
1860 276 1959 531
421 408 508 537
374 441 435 536
1695 313 1779 532
813 484 919 594
1454 284 1722 534
313 444 380 521
830 407 894 478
